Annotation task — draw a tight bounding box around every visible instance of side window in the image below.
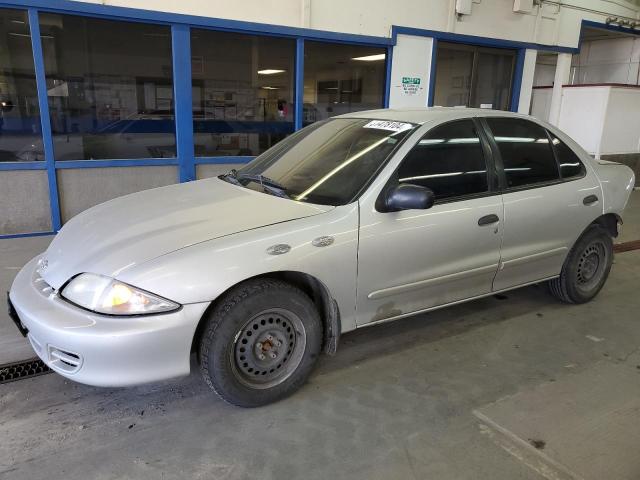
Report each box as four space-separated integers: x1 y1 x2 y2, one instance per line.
548 133 586 179
396 120 489 201
486 118 559 188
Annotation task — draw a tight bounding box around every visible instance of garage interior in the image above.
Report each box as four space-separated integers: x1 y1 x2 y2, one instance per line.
1 0 640 479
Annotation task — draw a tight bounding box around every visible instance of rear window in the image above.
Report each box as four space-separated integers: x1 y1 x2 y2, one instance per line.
548 132 586 180
486 118 560 188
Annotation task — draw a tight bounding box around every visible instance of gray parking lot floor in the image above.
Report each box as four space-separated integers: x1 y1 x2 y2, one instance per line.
1 250 639 480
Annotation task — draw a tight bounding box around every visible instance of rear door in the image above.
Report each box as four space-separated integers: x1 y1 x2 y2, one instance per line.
482 117 602 291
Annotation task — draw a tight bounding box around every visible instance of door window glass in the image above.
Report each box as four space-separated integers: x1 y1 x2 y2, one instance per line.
397 119 488 201
548 132 586 179
486 118 559 188
434 43 515 111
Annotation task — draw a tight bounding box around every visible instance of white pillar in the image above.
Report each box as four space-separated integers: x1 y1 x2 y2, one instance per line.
517 49 537 114
389 34 433 109
548 53 572 126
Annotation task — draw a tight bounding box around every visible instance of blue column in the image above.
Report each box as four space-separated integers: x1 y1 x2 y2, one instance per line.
172 24 195 182
510 48 526 112
383 45 393 108
28 9 61 231
427 38 438 107
294 38 304 131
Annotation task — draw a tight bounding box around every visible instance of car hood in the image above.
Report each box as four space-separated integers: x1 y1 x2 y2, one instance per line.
40 177 332 289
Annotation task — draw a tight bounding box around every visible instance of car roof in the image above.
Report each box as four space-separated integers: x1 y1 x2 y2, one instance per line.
335 107 531 124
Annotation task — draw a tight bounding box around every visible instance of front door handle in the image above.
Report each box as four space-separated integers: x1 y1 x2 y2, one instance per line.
583 195 599 205
478 214 499 226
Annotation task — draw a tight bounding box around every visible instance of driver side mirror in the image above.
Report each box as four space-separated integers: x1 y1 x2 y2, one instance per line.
382 183 435 212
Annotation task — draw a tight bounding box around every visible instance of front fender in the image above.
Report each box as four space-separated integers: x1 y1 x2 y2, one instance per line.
117 204 360 333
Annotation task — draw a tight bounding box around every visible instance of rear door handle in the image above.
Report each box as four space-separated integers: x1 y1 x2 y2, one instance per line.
478 214 499 226
583 195 599 205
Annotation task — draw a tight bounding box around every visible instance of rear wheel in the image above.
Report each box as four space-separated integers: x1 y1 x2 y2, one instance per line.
549 226 613 304
199 279 322 407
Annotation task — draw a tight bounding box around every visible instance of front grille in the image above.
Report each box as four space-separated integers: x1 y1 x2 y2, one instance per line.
0 358 51 384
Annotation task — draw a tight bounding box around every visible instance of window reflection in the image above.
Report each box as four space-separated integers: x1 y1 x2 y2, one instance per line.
548 133 586 179
191 30 295 157
487 118 559 187
39 14 175 160
397 120 489 200
303 41 386 125
0 9 43 162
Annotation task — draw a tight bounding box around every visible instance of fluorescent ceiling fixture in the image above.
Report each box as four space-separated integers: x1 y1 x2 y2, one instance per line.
352 54 386 61
258 69 286 75
261 86 279 90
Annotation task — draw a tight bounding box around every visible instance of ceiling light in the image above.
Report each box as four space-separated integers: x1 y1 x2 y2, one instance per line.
352 54 386 62
261 86 279 90
258 69 285 75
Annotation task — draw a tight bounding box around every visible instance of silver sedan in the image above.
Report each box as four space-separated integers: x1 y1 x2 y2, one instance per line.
9 108 635 406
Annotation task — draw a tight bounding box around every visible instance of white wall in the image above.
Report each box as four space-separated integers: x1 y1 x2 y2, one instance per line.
70 0 640 50
535 85 640 156
572 36 640 85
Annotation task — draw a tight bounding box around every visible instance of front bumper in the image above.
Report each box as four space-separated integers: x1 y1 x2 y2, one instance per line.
8 256 209 387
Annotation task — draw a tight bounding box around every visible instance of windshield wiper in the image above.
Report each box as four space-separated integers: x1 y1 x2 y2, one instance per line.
223 170 290 199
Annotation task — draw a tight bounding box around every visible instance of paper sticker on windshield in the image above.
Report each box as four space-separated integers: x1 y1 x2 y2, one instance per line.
363 120 413 133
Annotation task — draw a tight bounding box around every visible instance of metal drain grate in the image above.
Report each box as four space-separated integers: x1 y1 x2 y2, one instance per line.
0 358 50 385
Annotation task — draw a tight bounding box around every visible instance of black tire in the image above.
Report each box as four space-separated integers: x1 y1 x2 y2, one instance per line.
199 278 322 407
549 225 613 304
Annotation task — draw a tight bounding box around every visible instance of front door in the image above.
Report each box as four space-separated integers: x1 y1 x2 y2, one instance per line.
356 118 504 326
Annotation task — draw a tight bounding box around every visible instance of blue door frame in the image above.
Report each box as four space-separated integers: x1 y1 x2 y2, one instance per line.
0 0 633 238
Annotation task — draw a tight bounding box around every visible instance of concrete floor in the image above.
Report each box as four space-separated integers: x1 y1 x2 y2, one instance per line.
1 192 639 480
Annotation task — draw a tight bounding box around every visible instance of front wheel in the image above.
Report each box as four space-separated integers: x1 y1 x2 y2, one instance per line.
549 225 613 304
199 279 322 407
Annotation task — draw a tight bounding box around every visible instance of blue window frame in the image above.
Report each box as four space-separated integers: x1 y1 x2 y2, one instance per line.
2 0 623 238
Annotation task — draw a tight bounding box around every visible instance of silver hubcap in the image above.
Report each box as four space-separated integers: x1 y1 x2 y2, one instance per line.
576 241 607 291
230 309 306 389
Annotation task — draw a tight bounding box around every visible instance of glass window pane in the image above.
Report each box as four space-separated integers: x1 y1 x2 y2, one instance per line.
434 43 515 110
190 29 295 157
39 14 175 160
397 120 488 201
0 9 43 162
433 44 474 107
469 50 514 110
548 132 586 179
486 118 559 188
303 41 386 126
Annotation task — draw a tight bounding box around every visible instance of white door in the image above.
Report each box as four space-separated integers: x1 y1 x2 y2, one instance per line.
482 117 603 291
356 119 503 326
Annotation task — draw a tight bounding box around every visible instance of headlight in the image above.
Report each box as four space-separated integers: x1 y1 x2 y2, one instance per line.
60 273 180 315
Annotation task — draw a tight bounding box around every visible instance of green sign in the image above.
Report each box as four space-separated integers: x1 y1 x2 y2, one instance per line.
402 77 421 85
401 77 422 95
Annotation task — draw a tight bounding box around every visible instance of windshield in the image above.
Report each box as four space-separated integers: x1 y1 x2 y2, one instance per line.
227 118 417 205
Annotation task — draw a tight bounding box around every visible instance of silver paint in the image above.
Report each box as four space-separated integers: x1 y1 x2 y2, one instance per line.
9 107 635 388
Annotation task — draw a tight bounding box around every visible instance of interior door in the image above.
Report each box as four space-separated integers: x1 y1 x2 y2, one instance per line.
483 117 603 291
356 119 504 326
